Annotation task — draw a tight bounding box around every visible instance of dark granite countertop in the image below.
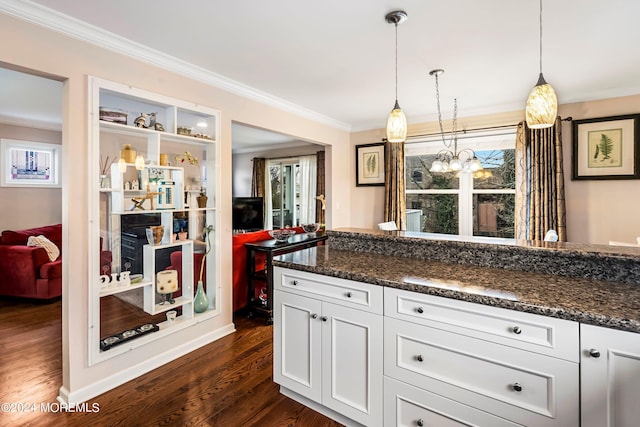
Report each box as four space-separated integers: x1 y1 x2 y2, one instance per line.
274 244 640 333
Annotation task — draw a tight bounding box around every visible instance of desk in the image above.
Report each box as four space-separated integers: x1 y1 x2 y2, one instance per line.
245 231 328 324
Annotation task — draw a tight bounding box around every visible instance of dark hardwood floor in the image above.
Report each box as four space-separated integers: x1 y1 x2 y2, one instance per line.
0 297 343 427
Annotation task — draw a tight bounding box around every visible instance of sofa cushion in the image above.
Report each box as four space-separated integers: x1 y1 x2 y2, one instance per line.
1 224 62 253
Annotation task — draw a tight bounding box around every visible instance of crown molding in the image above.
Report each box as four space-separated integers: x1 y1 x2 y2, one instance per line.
0 114 61 131
0 0 351 132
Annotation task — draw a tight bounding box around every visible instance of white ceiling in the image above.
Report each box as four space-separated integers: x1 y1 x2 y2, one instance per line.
3 0 640 147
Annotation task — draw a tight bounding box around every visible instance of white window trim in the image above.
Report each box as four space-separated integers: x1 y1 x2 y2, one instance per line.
405 128 516 238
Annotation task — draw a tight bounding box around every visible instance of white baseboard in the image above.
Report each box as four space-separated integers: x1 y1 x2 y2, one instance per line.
58 322 235 405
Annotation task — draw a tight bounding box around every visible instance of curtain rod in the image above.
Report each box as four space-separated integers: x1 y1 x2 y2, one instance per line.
251 153 318 161
396 116 573 141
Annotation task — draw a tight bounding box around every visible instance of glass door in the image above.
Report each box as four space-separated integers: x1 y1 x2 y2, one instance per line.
268 160 300 229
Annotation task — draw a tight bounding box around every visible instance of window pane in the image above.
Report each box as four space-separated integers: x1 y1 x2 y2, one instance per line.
406 155 459 190
473 149 515 190
407 194 458 234
473 193 515 238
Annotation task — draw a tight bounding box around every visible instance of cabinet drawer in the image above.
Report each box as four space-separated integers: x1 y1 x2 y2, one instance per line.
384 377 523 427
384 317 579 426
384 287 578 362
274 267 383 314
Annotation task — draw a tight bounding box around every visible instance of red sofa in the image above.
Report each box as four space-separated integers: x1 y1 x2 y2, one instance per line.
232 228 304 312
0 224 63 300
166 228 305 312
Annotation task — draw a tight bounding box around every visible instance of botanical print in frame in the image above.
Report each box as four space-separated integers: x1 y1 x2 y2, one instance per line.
0 139 61 187
572 114 640 180
356 143 385 186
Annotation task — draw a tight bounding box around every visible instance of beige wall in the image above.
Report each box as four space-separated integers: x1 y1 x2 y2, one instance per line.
0 123 62 230
350 99 640 245
232 144 324 197
0 12 350 404
560 95 640 245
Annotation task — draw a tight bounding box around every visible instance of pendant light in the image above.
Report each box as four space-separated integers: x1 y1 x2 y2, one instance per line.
525 0 557 129
385 10 408 142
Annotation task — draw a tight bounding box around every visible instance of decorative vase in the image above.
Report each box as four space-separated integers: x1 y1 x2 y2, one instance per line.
193 280 209 313
196 195 208 208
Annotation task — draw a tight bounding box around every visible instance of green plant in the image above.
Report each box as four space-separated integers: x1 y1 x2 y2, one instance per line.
598 133 613 160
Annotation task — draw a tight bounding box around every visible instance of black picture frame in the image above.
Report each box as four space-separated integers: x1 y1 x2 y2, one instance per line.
572 114 640 180
356 142 385 187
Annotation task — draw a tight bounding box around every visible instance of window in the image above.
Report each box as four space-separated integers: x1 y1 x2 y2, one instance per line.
405 129 516 239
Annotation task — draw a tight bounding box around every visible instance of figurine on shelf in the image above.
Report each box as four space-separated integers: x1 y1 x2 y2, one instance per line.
156 270 178 305
134 113 148 128
133 112 164 131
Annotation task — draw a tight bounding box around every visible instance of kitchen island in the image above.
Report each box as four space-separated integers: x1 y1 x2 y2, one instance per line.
272 229 640 427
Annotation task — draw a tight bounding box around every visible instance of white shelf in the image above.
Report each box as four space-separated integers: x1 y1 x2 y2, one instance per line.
100 120 216 144
151 295 194 314
99 278 152 297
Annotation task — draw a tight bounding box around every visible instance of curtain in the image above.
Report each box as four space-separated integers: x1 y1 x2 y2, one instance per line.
299 155 317 224
251 158 265 198
264 160 273 230
315 150 326 225
384 141 406 230
515 117 567 241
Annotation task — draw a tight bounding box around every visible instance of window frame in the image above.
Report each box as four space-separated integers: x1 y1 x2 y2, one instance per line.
405 128 517 237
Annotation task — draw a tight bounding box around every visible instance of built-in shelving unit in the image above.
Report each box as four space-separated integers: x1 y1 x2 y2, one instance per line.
89 76 221 363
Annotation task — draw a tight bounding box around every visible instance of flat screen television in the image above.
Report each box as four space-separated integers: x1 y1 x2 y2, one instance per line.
232 197 264 232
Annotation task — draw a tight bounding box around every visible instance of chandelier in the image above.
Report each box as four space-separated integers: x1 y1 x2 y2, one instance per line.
428 69 483 173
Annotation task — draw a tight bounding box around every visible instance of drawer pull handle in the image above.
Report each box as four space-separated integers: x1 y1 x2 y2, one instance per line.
346 292 352 298
589 348 601 358
311 313 318 319
512 326 522 335
321 316 328 322
416 419 424 427
292 280 298 286
513 383 523 392
416 307 424 314
416 354 424 362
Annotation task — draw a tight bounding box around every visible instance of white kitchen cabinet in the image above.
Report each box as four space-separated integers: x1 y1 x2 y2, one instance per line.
581 324 640 427
384 287 579 427
273 267 383 427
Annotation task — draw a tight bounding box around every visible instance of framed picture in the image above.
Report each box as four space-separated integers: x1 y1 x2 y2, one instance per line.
0 139 61 187
356 143 385 186
572 114 640 180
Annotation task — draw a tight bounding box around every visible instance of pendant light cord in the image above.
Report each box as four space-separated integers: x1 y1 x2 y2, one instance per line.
394 21 398 102
539 0 543 74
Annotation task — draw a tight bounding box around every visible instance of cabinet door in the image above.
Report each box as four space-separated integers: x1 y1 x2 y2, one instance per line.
581 324 640 427
321 302 383 427
273 290 322 403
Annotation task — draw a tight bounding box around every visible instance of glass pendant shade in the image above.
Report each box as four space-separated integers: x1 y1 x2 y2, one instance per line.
449 156 462 171
386 100 407 143
526 73 557 129
429 159 443 173
469 157 483 172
